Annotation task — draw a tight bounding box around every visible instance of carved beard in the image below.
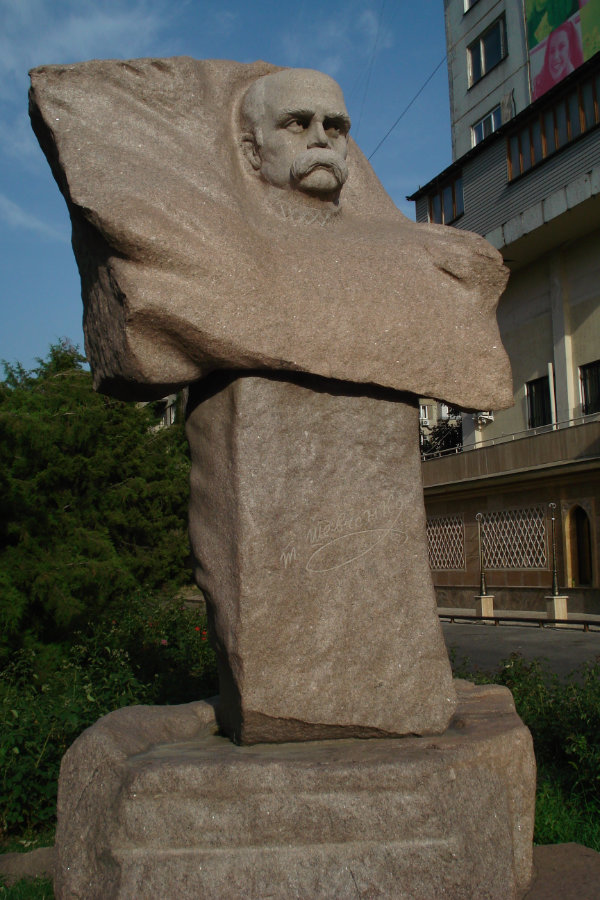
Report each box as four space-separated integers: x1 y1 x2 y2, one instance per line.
290 149 349 194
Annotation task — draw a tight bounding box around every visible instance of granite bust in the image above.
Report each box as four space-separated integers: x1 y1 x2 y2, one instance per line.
30 58 512 744
29 57 511 410
240 69 350 208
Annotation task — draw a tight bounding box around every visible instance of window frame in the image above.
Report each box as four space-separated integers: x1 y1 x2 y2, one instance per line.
580 360 600 416
526 375 552 429
472 104 502 146
467 16 507 88
507 73 600 181
427 174 464 225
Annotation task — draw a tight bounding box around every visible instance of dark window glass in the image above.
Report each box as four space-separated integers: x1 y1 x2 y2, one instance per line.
509 134 520 177
531 118 543 164
544 109 556 154
431 194 442 224
527 376 552 428
483 22 503 71
469 42 482 84
556 101 568 146
580 360 600 415
521 128 532 172
473 120 485 145
582 81 596 129
443 184 454 223
468 18 505 85
454 177 464 217
568 92 581 138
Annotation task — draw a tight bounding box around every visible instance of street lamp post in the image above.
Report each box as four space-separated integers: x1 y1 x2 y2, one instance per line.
475 512 488 597
549 502 559 597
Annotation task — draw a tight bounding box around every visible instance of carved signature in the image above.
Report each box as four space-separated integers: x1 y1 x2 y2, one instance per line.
280 490 407 573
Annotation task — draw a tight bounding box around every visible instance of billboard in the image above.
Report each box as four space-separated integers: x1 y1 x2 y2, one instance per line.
525 0 600 100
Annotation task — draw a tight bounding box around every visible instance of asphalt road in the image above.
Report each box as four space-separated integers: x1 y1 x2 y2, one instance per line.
441 620 600 678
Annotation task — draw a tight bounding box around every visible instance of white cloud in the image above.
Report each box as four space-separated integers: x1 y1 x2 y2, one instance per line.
278 1 394 80
0 192 69 241
0 0 171 166
0 0 168 89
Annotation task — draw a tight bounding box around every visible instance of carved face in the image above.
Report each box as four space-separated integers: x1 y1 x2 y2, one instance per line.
242 70 351 200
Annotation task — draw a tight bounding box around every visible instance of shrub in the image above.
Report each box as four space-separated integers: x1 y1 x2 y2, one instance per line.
451 651 600 848
0 642 150 836
0 596 217 839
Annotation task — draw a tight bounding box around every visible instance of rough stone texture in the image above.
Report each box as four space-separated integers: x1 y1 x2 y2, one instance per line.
29 57 511 410
186 373 456 743
7 842 599 896
53 681 535 900
526 844 600 898
0 847 55 886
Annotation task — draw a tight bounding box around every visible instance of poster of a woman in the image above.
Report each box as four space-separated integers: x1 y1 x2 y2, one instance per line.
531 17 584 99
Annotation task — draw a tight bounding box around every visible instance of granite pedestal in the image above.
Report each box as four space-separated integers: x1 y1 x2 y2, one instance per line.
54 681 535 899
186 374 456 744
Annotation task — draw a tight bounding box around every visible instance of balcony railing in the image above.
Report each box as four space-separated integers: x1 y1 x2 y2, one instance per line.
421 411 600 462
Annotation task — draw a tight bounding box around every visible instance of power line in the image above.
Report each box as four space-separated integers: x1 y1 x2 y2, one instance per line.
367 54 447 161
355 0 387 140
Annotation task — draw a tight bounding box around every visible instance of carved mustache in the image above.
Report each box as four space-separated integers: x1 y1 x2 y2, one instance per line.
290 149 349 187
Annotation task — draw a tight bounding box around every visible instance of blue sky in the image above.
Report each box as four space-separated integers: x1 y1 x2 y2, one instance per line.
0 0 451 370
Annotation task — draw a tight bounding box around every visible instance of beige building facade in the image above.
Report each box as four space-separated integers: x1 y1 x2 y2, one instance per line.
411 0 600 612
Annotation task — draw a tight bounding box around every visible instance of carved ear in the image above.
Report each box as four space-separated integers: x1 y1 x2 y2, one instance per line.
241 133 261 171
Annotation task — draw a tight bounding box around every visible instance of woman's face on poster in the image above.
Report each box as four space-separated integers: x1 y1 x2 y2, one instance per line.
548 30 572 81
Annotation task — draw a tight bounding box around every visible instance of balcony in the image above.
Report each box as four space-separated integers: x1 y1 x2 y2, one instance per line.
422 415 600 492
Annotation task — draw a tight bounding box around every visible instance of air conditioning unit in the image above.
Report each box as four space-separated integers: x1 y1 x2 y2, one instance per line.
475 410 494 425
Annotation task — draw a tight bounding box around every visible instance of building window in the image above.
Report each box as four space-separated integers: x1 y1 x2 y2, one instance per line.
480 507 547 569
472 105 502 146
427 515 465 570
419 404 430 425
580 360 600 415
526 376 552 428
566 505 593 586
468 17 507 87
508 72 600 180
428 175 464 224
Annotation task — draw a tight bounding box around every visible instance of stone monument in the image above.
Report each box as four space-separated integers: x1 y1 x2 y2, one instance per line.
29 58 535 898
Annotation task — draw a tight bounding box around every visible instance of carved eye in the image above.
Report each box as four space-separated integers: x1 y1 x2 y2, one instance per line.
285 117 308 133
323 117 348 138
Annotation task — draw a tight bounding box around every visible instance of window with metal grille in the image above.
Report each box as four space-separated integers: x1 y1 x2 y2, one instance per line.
580 359 600 415
427 515 465 570
481 507 548 569
527 375 552 428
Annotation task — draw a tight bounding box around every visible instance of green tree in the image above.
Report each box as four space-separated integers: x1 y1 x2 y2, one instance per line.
0 341 191 658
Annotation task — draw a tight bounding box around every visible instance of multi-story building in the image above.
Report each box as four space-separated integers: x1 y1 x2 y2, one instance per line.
410 0 600 611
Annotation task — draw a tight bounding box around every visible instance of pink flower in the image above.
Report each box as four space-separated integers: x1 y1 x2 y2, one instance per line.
160 639 168 646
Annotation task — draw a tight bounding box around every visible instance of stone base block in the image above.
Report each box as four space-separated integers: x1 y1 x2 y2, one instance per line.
55 682 535 899
475 594 495 617
546 595 569 621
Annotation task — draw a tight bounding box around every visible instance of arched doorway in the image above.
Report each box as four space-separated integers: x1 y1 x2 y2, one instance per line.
566 505 593 586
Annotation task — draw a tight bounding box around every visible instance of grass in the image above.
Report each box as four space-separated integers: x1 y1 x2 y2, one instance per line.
450 649 600 850
0 879 54 899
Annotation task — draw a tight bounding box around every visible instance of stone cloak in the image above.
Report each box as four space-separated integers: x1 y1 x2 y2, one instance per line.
29 56 511 409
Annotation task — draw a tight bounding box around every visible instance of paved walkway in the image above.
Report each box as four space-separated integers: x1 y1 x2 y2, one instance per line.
440 608 600 678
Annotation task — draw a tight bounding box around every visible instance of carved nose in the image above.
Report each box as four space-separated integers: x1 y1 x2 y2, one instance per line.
307 121 330 149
